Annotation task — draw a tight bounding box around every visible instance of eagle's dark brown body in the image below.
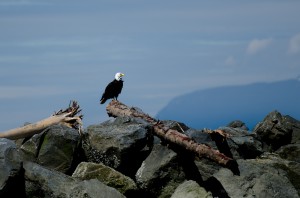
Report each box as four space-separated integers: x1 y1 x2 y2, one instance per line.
100 79 123 104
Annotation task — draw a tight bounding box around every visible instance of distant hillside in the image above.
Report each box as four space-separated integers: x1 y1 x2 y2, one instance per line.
156 79 300 130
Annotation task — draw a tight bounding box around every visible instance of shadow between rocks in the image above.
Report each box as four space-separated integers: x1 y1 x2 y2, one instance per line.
210 133 240 176
175 146 230 198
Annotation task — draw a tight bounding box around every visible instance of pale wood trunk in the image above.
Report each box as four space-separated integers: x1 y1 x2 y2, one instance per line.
0 101 83 140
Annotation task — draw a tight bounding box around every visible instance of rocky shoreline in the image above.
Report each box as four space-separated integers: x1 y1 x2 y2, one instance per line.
1 110 299 197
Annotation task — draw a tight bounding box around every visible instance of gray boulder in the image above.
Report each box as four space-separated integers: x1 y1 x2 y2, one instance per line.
285 115 300 144
194 158 222 182
254 111 294 151
136 144 186 198
19 130 44 162
84 116 151 177
20 124 81 174
72 162 137 196
24 161 125 198
227 120 249 130
275 143 300 192
214 157 299 198
160 120 190 132
187 125 262 160
185 129 218 150
217 126 263 159
276 143 300 163
171 180 212 198
185 130 224 182
0 138 23 197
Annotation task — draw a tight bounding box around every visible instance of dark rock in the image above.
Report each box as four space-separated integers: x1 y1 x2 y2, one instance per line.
185 130 224 181
0 138 24 197
20 124 81 174
218 126 263 159
24 161 125 198
84 117 152 177
194 158 222 182
187 126 262 160
70 179 125 198
214 157 299 198
275 115 300 193
254 111 293 151
185 129 217 149
171 180 212 198
160 120 190 132
72 162 137 196
227 120 249 130
136 144 186 198
276 143 300 163
285 115 300 144
19 131 45 162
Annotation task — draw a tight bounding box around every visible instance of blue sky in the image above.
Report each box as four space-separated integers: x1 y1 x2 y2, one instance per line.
1 0 300 131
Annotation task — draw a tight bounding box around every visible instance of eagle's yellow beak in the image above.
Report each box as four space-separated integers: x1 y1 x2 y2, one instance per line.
120 73 125 76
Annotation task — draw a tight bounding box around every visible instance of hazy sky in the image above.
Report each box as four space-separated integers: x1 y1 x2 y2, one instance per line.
1 0 300 131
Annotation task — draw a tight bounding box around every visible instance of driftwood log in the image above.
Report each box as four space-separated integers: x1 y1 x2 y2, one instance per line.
0 101 83 140
106 100 238 171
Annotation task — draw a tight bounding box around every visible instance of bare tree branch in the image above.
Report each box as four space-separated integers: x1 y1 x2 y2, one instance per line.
0 101 83 140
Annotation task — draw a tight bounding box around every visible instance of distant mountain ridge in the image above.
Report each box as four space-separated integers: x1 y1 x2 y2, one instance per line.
156 78 300 130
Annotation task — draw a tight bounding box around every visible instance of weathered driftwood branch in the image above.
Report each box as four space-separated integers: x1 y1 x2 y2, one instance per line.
106 100 235 168
203 128 232 139
0 101 83 140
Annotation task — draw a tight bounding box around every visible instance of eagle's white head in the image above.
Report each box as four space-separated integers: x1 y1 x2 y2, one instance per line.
115 72 125 81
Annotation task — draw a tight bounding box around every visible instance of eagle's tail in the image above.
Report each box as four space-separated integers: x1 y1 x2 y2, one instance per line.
100 98 106 104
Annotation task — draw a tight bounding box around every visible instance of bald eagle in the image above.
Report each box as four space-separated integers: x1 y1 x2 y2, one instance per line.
100 72 124 104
